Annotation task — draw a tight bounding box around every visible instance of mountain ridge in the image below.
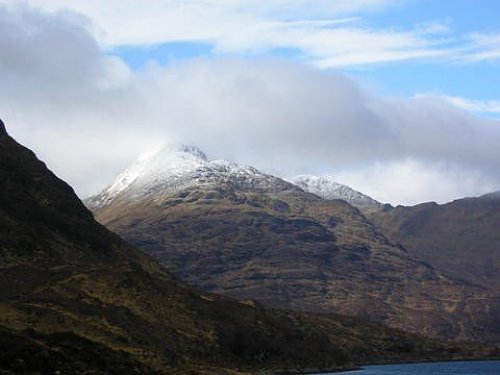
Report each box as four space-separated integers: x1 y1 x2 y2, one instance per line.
366 194 500 290
481 190 500 200
88 143 500 344
289 174 383 209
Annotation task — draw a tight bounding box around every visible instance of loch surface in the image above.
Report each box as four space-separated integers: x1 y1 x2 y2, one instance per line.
317 360 500 374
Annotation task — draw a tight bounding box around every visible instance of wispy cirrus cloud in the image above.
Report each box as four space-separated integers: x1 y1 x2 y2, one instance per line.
0 0 458 68
2 0 500 69
415 93 500 116
3 0 499 68
460 33 500 63
0 0 398 45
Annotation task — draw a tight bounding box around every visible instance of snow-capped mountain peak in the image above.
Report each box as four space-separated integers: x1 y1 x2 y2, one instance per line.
87 143 298 210
89 144 208 207
288 175 381 209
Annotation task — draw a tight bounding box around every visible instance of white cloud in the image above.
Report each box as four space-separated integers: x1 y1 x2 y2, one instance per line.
2 0 498 68
461 33 500 63
413 20 452 36
0 0 456 68
1 4 499 205
428 32 500 64
335 160 497 205
0 0 399 45
416 94 500 116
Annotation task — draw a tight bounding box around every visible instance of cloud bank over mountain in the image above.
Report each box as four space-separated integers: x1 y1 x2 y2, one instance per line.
1 4 499 205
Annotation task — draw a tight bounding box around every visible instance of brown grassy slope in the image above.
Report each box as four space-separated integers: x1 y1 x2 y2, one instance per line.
92 174 500 345
2 121 490 374
365 199 500 289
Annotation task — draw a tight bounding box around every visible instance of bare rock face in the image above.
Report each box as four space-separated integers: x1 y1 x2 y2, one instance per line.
88 145 500 345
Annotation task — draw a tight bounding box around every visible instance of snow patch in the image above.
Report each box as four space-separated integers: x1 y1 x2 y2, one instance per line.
289 175 381 209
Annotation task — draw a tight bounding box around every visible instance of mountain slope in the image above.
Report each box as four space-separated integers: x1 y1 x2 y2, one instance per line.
89 145 500 344
366 196 500 290
289 175 382 209
3 121 485 373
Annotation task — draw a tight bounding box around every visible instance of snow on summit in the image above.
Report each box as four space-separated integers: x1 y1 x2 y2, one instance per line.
87 143 298 210
87 144 382 212
289 175 382 209
88 144 207 206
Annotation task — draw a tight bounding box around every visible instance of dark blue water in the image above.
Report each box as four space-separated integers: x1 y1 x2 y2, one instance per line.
319 360 500 374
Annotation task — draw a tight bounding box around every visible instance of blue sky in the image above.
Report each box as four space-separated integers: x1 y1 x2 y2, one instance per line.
1 0 500 204
345 0 500 103
96 0 500 116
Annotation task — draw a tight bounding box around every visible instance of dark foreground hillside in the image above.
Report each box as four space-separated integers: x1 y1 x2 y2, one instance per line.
0 120 495 374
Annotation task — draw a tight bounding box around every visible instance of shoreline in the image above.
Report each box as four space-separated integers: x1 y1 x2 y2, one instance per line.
300 358 500 375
